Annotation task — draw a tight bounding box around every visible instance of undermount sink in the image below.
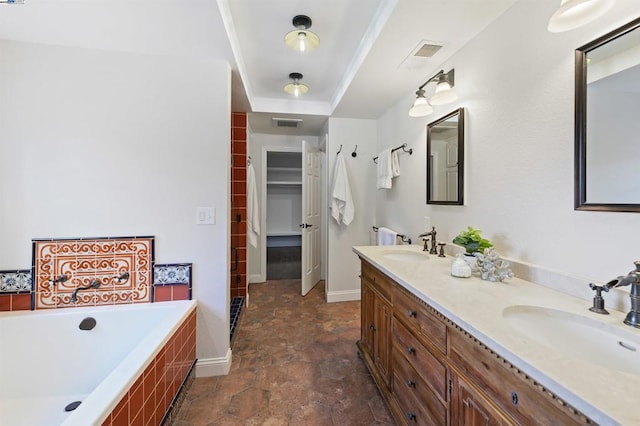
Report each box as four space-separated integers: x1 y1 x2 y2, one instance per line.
381 250 428 263
503 305 640 375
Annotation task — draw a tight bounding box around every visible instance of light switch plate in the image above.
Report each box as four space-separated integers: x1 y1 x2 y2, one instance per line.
196 207 215 225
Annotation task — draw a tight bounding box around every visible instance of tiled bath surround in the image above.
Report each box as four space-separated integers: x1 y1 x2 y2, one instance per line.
154 263 193 302
0 270 32 311
100 309 197 425
0 237 192 311
33 236 154 308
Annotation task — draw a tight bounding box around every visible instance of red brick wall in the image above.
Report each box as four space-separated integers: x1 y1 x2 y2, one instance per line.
231 112 247 298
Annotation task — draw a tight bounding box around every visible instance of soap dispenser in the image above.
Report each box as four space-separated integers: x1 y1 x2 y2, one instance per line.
451 253 472 278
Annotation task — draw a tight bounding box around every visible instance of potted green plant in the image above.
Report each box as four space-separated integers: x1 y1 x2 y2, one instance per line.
452 226 493 256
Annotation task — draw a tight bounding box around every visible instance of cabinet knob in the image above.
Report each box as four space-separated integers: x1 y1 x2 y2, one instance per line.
407 310 416 318
511 392 519 405
406 379 415 388
407 412 416 421
406 347 415 355
369 324 375 331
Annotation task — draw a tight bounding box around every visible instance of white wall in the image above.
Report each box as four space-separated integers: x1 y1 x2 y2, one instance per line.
0 40 232 375
377 1 640 287
326 117 377 302
247 133 319 282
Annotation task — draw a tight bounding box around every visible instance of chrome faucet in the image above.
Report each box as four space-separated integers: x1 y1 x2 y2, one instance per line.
604 261 640 328
418 227 437 254
71 278 102 303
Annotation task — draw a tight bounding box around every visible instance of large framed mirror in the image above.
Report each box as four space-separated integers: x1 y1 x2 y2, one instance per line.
427 107 464 205
575 17 640 212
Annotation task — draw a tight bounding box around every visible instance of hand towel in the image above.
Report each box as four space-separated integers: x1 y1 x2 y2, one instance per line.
376 148 393 189
391 150 400 177
330 152 355 226
377 227 397 246
247 163 260 248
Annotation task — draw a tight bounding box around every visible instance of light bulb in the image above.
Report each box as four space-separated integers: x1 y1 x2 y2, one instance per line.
298 33 306 52
293 84 300 97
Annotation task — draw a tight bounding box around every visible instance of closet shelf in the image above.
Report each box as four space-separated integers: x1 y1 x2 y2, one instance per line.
267 181 303 186
267 231 302 237
267 167 302 172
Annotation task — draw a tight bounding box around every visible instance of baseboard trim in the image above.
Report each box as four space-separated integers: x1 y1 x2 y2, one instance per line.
326 289 361 303
195 348 232 377
249 274 263 283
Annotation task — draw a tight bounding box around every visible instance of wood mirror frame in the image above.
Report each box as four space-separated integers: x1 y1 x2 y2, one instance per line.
427 108 464 205
575 17 640 212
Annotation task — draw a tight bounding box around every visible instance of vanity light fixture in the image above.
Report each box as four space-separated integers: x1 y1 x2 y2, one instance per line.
283 72 309 97
408 69 457 117
285 15 320 52
547 0 615 33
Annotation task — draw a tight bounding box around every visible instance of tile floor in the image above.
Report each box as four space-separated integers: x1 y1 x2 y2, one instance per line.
173 279 394 425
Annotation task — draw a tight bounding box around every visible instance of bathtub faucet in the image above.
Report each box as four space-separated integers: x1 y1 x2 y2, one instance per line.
71 279 102 303
604 261 640 329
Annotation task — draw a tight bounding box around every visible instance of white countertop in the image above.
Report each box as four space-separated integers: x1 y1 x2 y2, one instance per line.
353 244 640 426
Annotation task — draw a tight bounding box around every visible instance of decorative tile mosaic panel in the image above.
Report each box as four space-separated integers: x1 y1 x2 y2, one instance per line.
154 263 191 285
33 236 154 309
0 270 32 293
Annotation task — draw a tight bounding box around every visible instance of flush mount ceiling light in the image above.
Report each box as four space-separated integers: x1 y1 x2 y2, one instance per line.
283 72 309 97
284 15 320 52
547 0 615 32
408 69 457 117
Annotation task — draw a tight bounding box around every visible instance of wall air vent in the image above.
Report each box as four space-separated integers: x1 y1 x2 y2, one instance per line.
271 117 303 128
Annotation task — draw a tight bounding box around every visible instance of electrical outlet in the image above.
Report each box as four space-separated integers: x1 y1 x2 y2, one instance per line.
196 207 215 225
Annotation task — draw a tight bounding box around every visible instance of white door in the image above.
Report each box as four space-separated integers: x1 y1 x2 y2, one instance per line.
301 141 321 296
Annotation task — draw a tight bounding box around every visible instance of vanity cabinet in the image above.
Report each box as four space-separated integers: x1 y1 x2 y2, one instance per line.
360 261 393 389
357 258 594 426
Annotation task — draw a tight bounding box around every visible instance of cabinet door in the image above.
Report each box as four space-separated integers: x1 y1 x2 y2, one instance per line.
361 281 375 355
451 371 514 426
374 296 392 387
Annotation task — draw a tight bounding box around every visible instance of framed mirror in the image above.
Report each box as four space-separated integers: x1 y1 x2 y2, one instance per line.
575 17 640 212
427 107 464 205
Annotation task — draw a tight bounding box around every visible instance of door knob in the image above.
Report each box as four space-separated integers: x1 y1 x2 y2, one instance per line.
299 223 312 228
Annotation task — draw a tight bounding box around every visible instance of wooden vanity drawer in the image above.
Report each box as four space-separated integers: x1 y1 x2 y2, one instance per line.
361 260 393 301
449 326 588 425
394 286 446 354
394 347 447 426
393 318 447 401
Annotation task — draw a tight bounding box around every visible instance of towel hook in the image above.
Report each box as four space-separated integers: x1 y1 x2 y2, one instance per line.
337 144 342 155
351 145 358 158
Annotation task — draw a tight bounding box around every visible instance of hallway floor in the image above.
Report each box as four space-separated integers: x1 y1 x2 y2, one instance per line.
173 279 394 425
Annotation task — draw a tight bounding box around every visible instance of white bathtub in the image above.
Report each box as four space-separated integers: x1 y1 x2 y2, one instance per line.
0 299 197 426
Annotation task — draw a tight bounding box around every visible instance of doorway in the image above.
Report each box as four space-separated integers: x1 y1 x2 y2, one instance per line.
260 143 322 296
265 150 302 280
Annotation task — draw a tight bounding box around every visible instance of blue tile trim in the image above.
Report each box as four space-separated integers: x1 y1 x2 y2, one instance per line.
0 269 33 293
154 263 192 286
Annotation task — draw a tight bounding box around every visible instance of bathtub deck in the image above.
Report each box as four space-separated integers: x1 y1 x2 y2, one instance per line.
1 394 86 426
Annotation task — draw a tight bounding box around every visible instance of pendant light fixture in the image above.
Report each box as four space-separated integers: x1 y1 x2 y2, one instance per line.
408 69 457 117
285 15 320 52
547 0 615 33
284 72 309 97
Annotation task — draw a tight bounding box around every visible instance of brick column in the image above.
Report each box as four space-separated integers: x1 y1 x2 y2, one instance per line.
230 113 247 298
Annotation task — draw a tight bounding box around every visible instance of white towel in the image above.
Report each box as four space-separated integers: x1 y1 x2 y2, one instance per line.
377 227 397 245
376 148 393 189
330 152 355 226
391 150 400 177
247 163 260 248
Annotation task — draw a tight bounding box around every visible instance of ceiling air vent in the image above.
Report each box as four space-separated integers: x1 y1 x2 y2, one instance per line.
272 117 303 128
413 42 442 58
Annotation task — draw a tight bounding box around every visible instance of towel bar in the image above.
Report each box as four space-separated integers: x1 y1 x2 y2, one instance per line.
372 226 412 244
